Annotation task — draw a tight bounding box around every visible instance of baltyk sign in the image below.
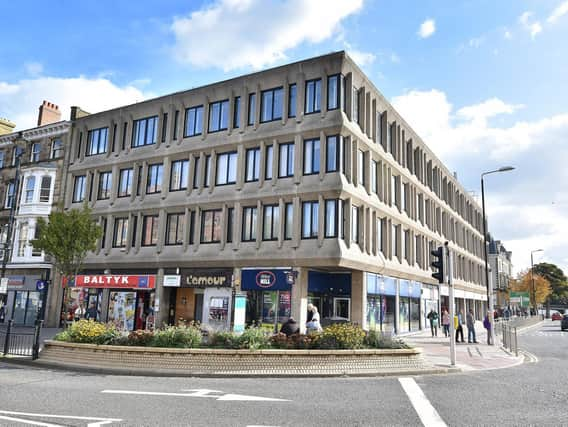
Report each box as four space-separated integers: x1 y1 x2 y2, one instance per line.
65 275 156 289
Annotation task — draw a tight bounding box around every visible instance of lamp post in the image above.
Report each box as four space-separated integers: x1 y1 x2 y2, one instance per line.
481 166 515 345
530 249 544 316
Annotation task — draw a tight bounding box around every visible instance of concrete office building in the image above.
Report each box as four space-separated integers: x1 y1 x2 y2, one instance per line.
488 236 513 309
60 52 487 333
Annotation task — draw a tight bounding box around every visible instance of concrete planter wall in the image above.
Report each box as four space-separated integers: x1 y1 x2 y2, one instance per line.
39 340 430 377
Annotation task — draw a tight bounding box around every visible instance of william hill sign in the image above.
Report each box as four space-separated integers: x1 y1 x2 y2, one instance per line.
180 269 232 288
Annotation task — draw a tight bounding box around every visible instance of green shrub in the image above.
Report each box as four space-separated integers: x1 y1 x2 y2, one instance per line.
150 325 202 348
127 329 155 346
62 320 120 345
53 329 71 342
311 323 366 349
365 330 411 349
270 333 314 349
237 326 271 350
208 331 239 349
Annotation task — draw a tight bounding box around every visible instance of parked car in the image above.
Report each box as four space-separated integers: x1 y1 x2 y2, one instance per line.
561 315 568 331
551 312 563 321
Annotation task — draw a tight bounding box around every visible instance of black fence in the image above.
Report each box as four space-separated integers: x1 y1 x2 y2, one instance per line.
0 319 43 359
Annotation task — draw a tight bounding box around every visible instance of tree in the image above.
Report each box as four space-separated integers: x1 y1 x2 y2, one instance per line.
533 262 568 305
511 269 552 308
32 205 102 323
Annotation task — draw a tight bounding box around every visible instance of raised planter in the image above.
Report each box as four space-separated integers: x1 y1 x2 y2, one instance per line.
38 340 431 377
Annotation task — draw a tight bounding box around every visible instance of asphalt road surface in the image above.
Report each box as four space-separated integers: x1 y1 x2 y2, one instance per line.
0 320 566 427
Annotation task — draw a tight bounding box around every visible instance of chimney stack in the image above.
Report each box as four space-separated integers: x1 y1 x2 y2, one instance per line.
0 118 16 135
37 100 61 126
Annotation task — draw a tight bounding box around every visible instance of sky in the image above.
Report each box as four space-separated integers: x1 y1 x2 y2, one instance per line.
1 0 567 274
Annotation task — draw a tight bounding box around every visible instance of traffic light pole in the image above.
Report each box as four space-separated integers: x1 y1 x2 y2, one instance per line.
446 243 456 366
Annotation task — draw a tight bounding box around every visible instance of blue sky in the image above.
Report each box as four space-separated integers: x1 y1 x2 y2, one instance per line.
1 0 568 273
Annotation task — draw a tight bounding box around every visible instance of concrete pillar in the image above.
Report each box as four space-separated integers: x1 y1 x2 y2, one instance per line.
351 270 366 329
45 270 63 327
291 267 309 334
155 268 169 328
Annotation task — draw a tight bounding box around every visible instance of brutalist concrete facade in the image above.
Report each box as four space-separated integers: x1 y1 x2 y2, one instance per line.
60 52 487 332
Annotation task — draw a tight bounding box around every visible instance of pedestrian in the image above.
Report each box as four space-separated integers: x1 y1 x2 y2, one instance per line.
307 303 314 323
454 311 465 343
0 303 5 323
74 304 85 321
280 317 300 336
85 303 98 321
483 312 493 345
466 309 478 343
426 308 439 337
306 306 322 333
441 309 450 337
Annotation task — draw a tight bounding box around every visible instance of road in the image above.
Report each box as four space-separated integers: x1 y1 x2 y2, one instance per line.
0 320 565 426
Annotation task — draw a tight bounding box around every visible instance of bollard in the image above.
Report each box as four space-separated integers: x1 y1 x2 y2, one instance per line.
3 319 13 355
514 327 518 357
32 319 44 360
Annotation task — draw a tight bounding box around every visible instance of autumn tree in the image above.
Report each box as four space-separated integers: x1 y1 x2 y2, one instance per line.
511 269 552 309
533 262 568 306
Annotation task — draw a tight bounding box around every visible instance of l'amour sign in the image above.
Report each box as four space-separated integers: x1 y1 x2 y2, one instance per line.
65 275 156 289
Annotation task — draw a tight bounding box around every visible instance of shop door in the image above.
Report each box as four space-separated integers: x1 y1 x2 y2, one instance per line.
194 294 203 323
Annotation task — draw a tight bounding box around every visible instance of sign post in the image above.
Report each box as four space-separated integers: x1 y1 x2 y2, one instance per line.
446 243 456 367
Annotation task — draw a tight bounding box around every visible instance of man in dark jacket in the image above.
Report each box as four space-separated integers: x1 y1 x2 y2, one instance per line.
280 317 300 336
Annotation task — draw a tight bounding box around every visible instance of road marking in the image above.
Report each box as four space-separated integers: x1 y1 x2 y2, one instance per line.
0 410 121 427
399 378 447 427
0 414 62 427
102 389 290 402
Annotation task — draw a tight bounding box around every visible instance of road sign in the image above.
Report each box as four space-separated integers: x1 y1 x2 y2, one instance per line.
36 280 47 291
510 291 530 307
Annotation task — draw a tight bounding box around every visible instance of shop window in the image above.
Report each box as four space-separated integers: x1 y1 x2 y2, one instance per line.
108 291 137 330
39 176 52 203
216 152 237 185
132 116 158 147
118 168 133 198
146 164 163 194
333 297 351 321
24 176 35 203
208 100 229 133
326 135 339 173
86 127 108 156
113 217 129 248
142 215 159 246
98 171 112 200
185 106 203 137
170 159 189 191
303 138 320 175
327 74 340 110
278 143 294 178
72 175 86 203
200 210 221 243
262 204 279 241
284 202 293 240
166 213 184 245
265 145 273 180
301 201 318 239
233 96 240 128
305 78 322 114
288 83 297 118
245 148 260 182
324 199 338 238
242 206 257 242
260 87 283 123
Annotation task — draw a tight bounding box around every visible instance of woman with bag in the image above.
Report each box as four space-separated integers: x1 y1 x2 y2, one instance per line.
306 306 323 333
441 309 450 337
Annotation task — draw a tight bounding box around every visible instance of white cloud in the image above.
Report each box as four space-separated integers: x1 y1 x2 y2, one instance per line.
519 11 542 38
548 0 568 23
418 19 436 38
392 89 568 274
25 62 43 76
468 36 485 48
171 0 363 71
347 49 376 67
504 30 512 40
0 76 147 131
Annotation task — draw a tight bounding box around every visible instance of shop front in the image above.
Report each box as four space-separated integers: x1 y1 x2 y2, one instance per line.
64 274 156 330
366 273 396 334
242 269 292 327
399 280 422 333
3 275 48 326
165 269 233 330
307 271 351 325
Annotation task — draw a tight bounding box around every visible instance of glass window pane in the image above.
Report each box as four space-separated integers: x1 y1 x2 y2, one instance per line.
328 75 338 110
311 203 318 236
220 100 229 130
285 203 293 239
217 154 228 185
273 88 283 119
288 84 297 118
287 144 294 175
195 107 203 134
262 91 273 122
327 136 337 172
302 203 311 238
313 139 320 173
209 102 220 132
304 140 312 174
228 153 237 183
305 81 314 113
263 207 272 240
265 146 273 179
314 79 321 112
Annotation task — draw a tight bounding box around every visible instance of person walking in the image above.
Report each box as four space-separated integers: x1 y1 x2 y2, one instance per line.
306 306 322 333
427 308 439 337
441 309 450 337
466 309 478 343
455 311 465 343
483 312 493 345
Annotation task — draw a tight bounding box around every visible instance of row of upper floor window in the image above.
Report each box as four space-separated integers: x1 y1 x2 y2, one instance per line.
71 133 483 260
0 139 64 168
3 175 53 209
97 198 483 286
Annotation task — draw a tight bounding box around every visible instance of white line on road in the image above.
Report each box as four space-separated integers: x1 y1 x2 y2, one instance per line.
0 414 63 427
399 378 447 427
0 410 122 427
102 389 290 401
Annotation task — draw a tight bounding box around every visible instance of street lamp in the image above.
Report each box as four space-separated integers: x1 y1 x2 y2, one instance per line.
481 166 515 345
530 249 544 316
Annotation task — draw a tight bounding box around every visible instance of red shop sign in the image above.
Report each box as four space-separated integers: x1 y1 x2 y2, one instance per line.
64 275 156 289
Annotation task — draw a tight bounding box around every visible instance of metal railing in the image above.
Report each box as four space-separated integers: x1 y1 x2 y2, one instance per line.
494 315 544 357
0 319 43 359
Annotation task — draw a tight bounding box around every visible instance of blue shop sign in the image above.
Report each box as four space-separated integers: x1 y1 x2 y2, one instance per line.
307 271 351 294
241 269 292 291
400 280 422 298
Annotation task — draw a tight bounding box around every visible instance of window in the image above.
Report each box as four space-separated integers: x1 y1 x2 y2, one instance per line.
288 84 297 118
4 182 15 208
204 155 211 188
24 177 35 203
113 218 128 248
98 171 112 200
377 217 384 254
170 159 189 191
403 229 410 261
302 201 318 239
201 210 222 243
263 205 279 241
391 175 398 207
248 93 256 126
118 168 133 198
352 87 359 124
132 116 158 147
305 79 322 114
371 160 378 194
0 151 4 168
39 176 51 202
173 110 179 140
303 138 320 175
260 87 283 122
131 215 138 247
185 106 204 137
100 217 107 249
350 205 360 245
216 152 237 185
165 213 184 245
146 164 163 194
392 224 399 259
357 150 365 185
142 215 159 246
265 145 274 180
233 97 241 128
402 182 408 213
189 211 195 244
30 143 41 162
226 208 234 243
50 139 63 159
17 222 28 257
208 100 229 133
242 206 258 242
326 135 339 172
279 143 294 178
327 75 340 110
121 122 128 150
325 199 338 238
246 148 260 182
72 175 86 203
376 112 382 145
284 203 293 240
161 113 168 143
193 157 201 189
86 127 108 156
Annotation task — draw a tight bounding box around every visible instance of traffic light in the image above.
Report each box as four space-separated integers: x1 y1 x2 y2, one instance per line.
431 246 445 284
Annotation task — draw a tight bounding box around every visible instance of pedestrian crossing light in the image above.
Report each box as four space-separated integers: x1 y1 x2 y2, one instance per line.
431 246 445 284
